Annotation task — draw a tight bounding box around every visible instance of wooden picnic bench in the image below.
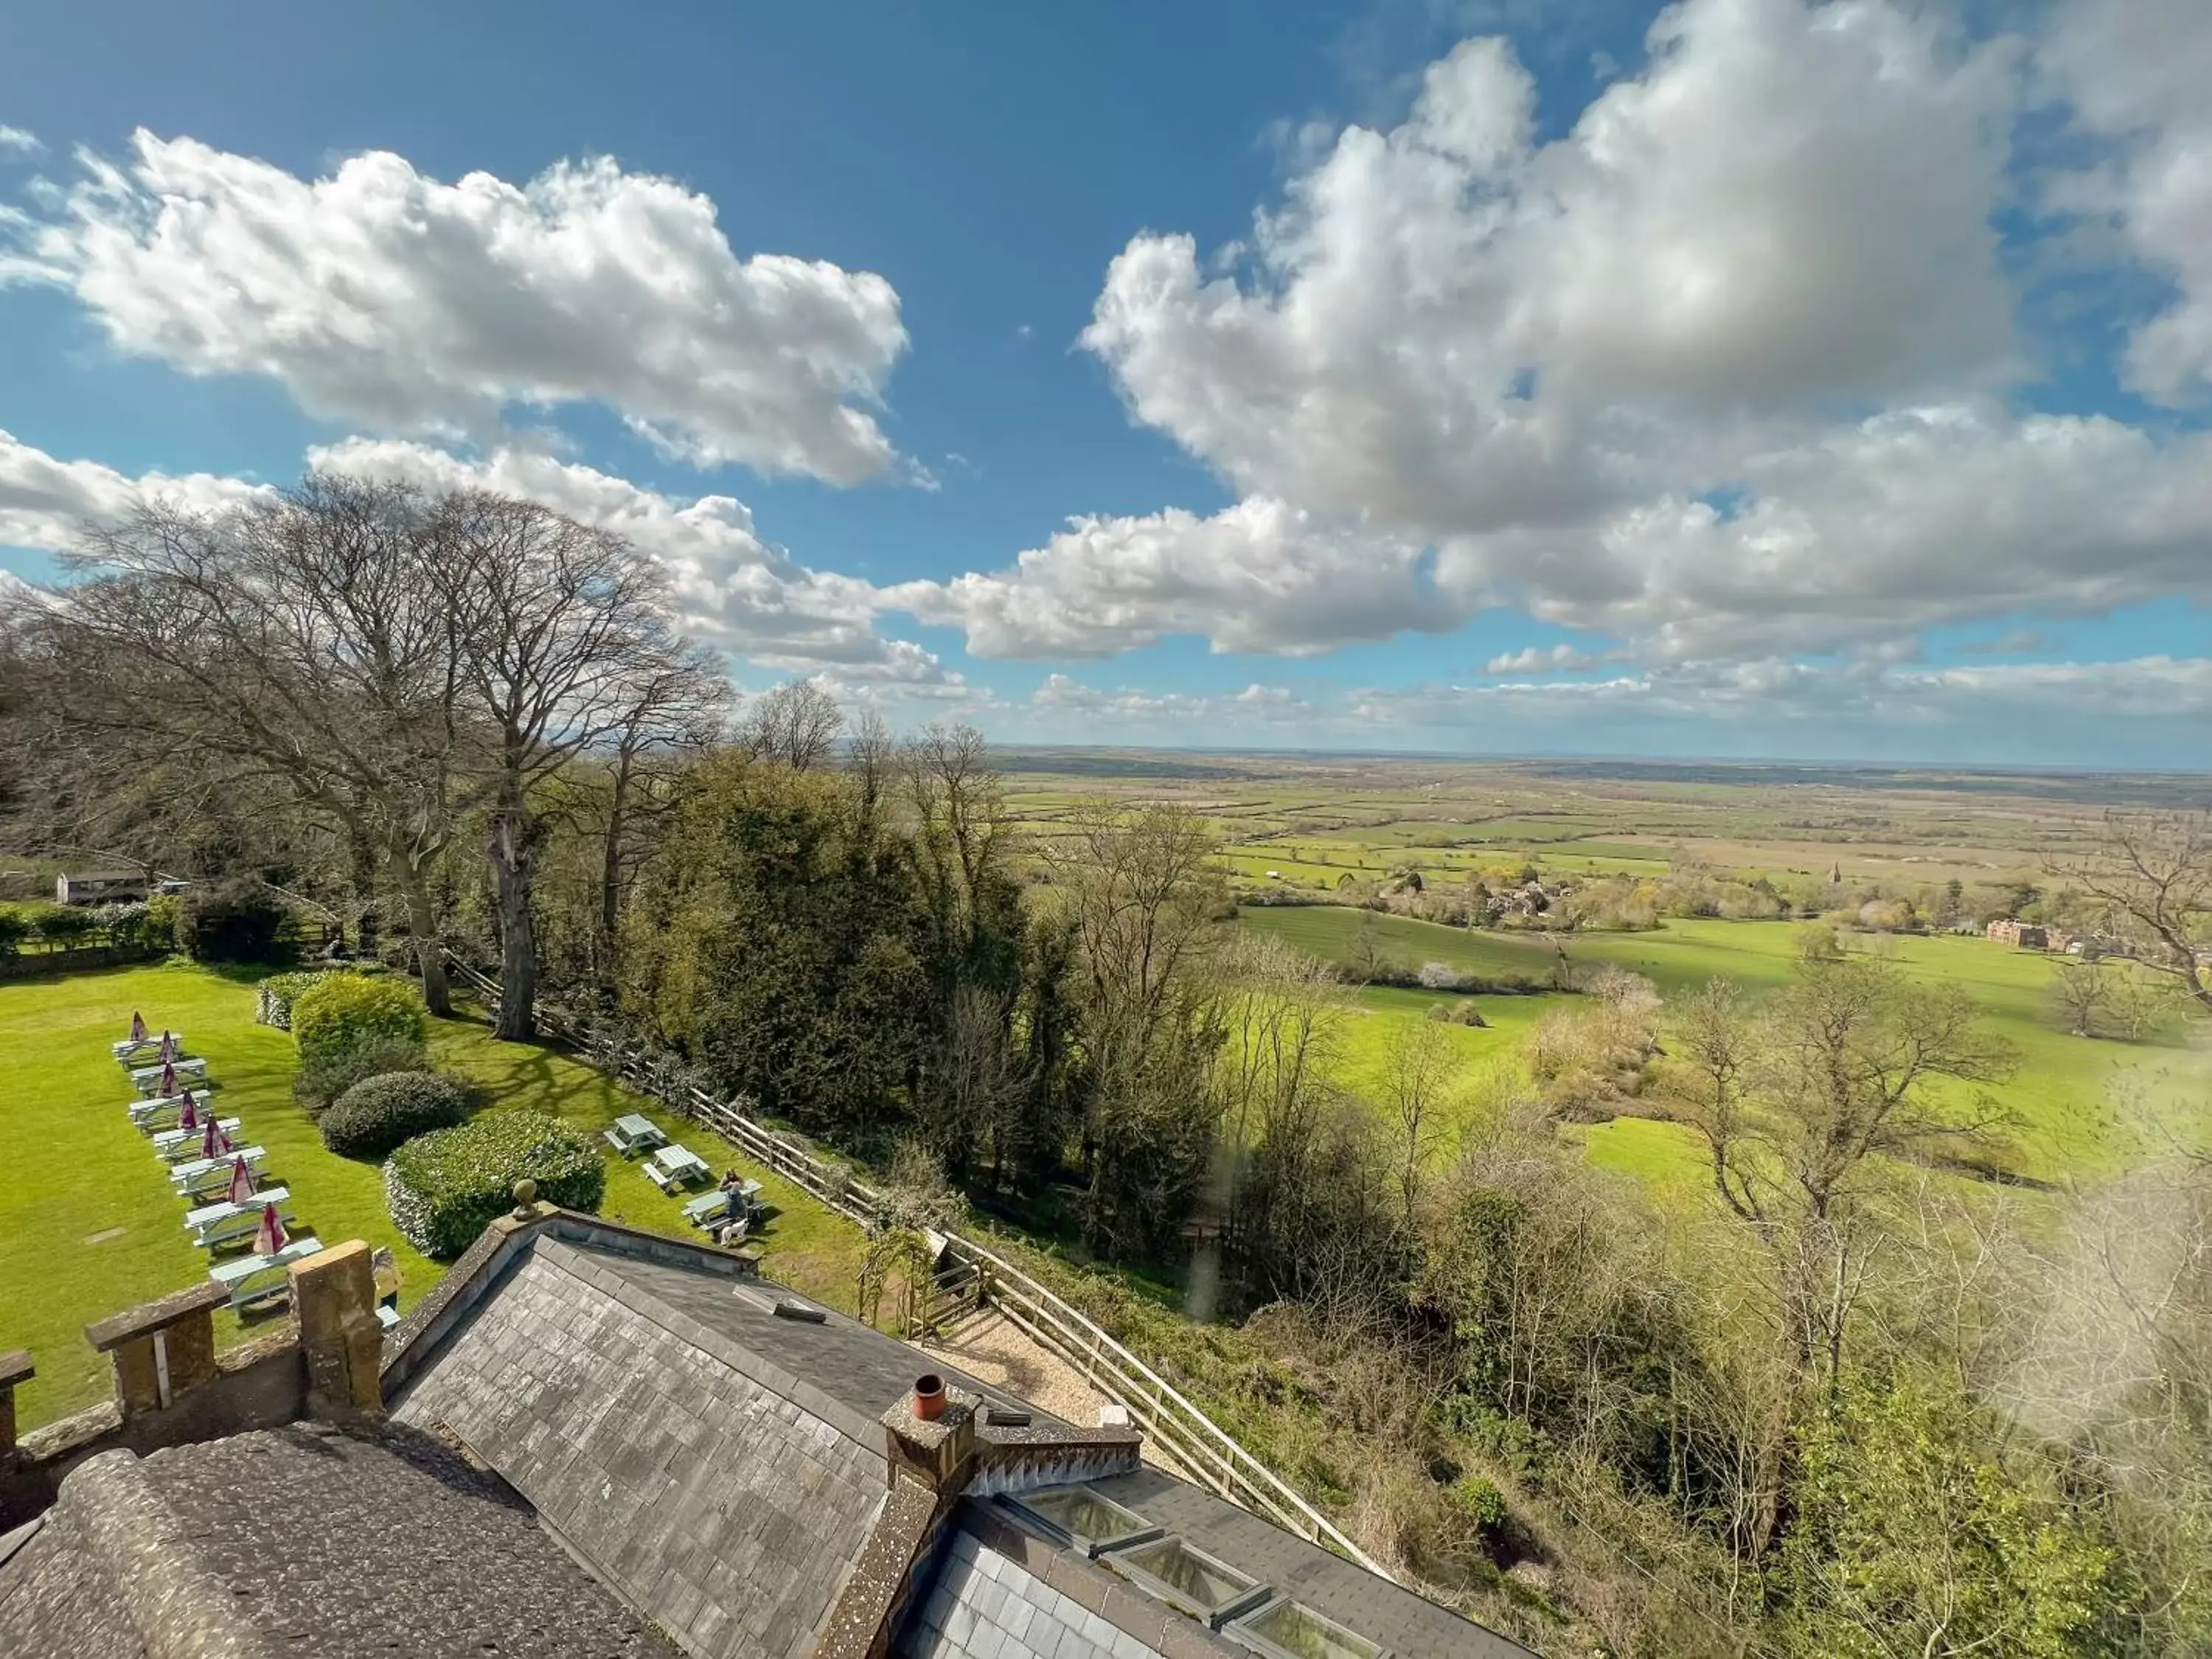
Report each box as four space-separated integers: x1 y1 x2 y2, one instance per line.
603 1113 667 1158
128 1090 222 1130
209 1237 324 1308
112 1033 185 1063
129 1058 209 1096
683 1179 763 1228
152 1119 243 1162
169 1148 267 1199
645 1143 712 1192
184 1188 296 1249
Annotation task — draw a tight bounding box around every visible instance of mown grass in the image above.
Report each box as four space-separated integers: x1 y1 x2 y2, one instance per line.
0 960 867 1430
1238 905 2208 1185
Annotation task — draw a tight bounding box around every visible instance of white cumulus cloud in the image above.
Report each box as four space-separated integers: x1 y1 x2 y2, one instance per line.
2041 0 2212 404
4 133 908 481
1040 0 2212 667
0 428 268 549
1484 643 1610 675
884 496 1451 658
0 126 39 158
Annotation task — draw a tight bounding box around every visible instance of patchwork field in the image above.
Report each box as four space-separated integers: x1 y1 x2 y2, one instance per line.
0 961 867 1430
1001 751 2202 896
1237 905 2208 1188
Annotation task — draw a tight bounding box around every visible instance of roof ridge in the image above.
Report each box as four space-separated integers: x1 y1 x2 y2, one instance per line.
50 1450 282 1659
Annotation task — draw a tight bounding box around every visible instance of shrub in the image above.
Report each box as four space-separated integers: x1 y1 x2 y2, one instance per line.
293 1034 431 1116
178 879 293 963
95 900 153 950
257 970 331 1031
1453 1473 1509 1535
0 911 29 959
292 973 428 1066
383 1112 605 1258
32 906 98 950
321 1071 467 1159
145 893 184 952
259 964 391 1029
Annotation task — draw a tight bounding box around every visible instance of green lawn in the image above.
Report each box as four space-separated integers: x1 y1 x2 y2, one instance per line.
0 960 867 1431
1238 905 2208 1186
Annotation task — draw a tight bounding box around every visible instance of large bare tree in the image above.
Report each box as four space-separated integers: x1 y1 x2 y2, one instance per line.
17 477 466 1010
428 490 711 1040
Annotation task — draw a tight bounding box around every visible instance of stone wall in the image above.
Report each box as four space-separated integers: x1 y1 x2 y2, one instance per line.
0 1242 383 1530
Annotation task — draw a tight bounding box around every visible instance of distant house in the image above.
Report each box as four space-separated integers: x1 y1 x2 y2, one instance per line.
53 870 147 906
1986 919 2048 950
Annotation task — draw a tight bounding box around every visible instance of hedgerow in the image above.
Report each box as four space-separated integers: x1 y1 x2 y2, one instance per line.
382 1111 604 1258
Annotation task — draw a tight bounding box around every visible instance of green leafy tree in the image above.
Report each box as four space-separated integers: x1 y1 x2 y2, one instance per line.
623 752 928 1141
1783 1374 2118 1659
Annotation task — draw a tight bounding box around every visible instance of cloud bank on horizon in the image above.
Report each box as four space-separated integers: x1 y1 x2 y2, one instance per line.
1 0 2208 763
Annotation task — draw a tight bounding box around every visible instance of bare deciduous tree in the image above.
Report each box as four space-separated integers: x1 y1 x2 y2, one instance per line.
737 678 844 771
2047 809 2212 1018
1384 1016 1455 1224
429 490 707 1040
24 478 466 1009
2049 957 2115 1038
1669 959 2017 1393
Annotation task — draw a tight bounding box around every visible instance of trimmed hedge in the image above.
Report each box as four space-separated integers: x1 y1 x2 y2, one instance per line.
294 1034 431 1116
256 970 330 1031
292 973 426 1066
258 964 393 1029
383 1112 605 1259
321 1071 468 1160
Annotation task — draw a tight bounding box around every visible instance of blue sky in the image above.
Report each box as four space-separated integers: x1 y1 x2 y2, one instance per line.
1 0 2207 766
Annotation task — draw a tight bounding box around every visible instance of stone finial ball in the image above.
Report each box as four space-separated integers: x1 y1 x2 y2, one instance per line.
512 1178 539 1211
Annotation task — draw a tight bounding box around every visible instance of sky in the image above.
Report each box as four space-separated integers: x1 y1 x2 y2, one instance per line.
0 0 2207 768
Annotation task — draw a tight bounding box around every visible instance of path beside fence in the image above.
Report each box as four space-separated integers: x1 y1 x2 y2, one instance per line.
442 953 1393 1580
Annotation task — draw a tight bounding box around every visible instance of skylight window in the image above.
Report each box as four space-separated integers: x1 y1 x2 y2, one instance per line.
1102 1534 1267 1628
1000 1486 1159 1557
1228 1596 1392 1659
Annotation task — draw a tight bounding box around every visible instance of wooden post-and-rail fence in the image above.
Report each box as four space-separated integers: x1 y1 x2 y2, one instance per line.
440 953 1394 1582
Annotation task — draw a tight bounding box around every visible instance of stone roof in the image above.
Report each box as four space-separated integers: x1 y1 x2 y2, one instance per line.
386 1218 1530 1659
389 1232 1041 1659
0 1421 676 1659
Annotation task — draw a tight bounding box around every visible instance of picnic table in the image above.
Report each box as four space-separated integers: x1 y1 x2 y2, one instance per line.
112 1032 184 1063
603 1113 668 1158
152 1119 243 1162
682 1179 763 1228
170 1148 267 1199
645 1143 711 1192
128 1091 221 1130
184 1188 296 1249
210 1236 324 1308
128 1058 209 1096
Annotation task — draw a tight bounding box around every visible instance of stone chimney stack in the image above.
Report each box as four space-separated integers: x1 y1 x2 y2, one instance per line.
881 1376 978 1495
291 1241 386 1417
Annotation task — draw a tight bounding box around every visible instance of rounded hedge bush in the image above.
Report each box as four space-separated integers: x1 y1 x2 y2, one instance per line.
294 1034 431 1117
292 972 427 1066
383 1112 605 1259
321 1071 468 1160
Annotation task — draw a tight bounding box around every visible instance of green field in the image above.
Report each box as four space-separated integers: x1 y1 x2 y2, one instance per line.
1237 905 2206 1186
0 961 867 1430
